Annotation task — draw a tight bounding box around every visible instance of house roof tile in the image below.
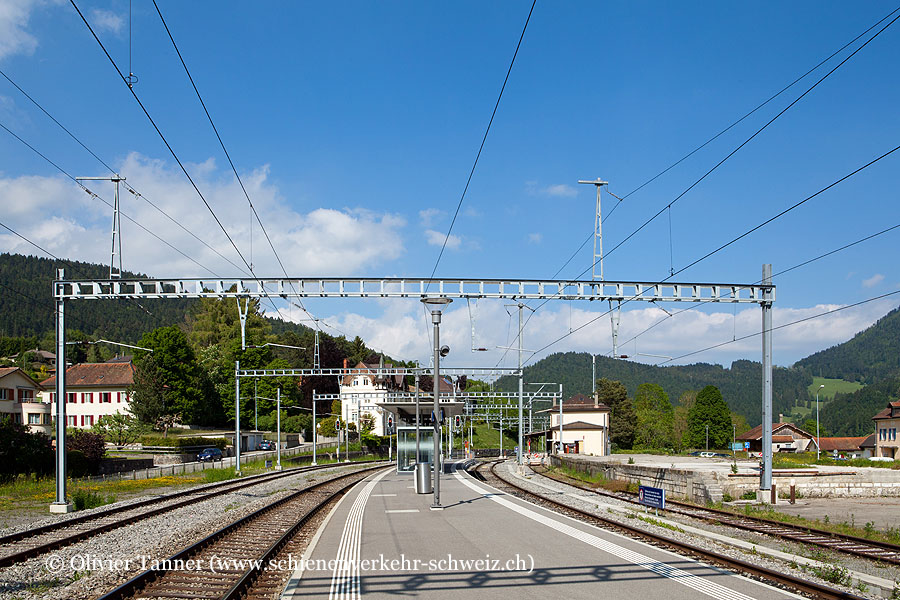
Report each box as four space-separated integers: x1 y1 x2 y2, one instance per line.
40 362 134 388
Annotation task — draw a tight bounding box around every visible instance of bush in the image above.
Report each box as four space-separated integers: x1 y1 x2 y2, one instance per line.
71 488 114 510
67 430 106 475
0 417 53 482
139 435 227 449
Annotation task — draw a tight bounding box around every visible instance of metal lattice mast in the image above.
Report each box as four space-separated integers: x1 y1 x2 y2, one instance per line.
314 327 320 371
77 175 125 278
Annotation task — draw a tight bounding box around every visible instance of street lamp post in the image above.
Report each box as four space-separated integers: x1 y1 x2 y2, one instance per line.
312 389 317 466
422 297 451 510
706 424 709 451
816 384 825 461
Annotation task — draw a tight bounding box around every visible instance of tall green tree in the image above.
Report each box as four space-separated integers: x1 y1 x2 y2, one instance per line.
684 385 732 450
135 326 209 424
633 383 674 449
597 378 634 450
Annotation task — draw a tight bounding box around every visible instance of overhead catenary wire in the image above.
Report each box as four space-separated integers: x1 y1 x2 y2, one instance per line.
0 120 222 278
617 220 900 353
426 0 536 284
521 141 900 365
602 9 900 264
150 0 313 318
496 7 900 367
70 0 288 320
0 67 252 277
659 289 900 365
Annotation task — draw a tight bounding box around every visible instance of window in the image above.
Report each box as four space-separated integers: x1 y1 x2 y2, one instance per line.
363 379 369 386
81 393 93 403
353 380 358 386
28 413 41 425
0 389 7 401
67 393 77 403
17 389 34 402
880 429 886 441
892 429 897 441
87 415 94 426
68 416 77 427
100 392 111 403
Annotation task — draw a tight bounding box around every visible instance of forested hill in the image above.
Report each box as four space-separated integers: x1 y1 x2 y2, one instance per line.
0 253 310 347
793 304 900 384
820 376 900 437
0 253 198 342
495 351 812 428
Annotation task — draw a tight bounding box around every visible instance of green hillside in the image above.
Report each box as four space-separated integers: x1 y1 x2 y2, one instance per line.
820 377 900 436
808 377 863 400
495 351 812 428
794 305 900 383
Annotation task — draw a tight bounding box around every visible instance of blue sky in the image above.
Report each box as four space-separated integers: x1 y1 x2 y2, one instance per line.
1 1 899 370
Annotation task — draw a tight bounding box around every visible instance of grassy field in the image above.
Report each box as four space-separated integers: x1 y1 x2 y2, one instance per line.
0 453 372 514
808 377 864 399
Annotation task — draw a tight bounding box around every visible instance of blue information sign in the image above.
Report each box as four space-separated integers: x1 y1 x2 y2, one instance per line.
744 441 750 450
638 485 666 510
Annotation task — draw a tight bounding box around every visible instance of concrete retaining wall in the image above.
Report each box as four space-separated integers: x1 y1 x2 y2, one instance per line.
553 454 900 500
551 455 724 503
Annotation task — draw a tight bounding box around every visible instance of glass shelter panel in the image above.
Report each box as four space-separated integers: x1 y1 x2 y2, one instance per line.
397 427 434 473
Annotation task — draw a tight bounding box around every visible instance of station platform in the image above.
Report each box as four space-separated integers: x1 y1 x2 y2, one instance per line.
281 461 800 599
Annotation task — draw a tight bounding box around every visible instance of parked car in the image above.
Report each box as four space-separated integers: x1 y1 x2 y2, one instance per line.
257 440 275 451
197 447 223 462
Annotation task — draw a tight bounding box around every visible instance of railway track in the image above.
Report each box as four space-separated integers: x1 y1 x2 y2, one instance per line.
531 464 900 566
0 459 383 568
476 460 867 600
97 464 388 600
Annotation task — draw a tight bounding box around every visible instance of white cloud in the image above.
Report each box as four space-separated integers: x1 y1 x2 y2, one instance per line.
543 184 577 197
0 0 40 61
424 229 461 250
90 9 123 35
863 273 884 288
316 298 899 370
0 152 407 276
528 232 542 244
418 208 442 228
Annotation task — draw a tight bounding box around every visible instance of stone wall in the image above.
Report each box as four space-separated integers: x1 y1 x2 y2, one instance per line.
551 455 724 503
723 470 900 498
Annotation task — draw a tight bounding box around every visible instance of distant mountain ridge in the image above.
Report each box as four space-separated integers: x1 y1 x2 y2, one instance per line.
495 351 811 428
793 304 900 383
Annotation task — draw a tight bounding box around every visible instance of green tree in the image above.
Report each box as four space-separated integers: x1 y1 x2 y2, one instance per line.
135 326 207 424
633 383 674 449
92 412 147 447
129 353 169 426
803 418 829 438
598 378 634 450
684 385 732 450
672 390 697 452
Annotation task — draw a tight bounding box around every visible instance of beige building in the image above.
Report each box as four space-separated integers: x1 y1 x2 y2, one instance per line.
535 394 610 456
40 361 135 428
872 401 900 459
0 367 52 435
736 422 816 453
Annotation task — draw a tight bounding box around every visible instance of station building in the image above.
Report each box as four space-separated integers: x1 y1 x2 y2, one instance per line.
872 400 900 459
532 393 610 456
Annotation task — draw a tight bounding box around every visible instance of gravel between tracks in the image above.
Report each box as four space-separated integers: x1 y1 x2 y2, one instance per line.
0 464 378 600
489 460 898 599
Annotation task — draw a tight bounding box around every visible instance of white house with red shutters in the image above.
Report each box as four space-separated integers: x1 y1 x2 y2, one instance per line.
39 360 135 428
0 367 52 435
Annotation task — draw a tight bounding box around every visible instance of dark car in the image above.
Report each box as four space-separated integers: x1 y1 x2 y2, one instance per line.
197 447 223 462
257 440 275 451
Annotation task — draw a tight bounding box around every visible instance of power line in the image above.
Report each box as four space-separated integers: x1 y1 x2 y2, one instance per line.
617 219 900 353
618 5 900 202
602 9 900 264
150 0 310 317
70 0 288 320
426 0 536 283
522 140 900 364
499 11 900 367
0 67 254 276
0 120 221 278
659 289 900 365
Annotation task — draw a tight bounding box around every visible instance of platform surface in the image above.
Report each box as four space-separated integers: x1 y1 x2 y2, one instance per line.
282 461 800 599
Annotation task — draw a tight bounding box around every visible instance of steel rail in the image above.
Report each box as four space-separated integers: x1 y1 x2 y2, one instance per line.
480 461 866 600
97 464 388 600
533 465 900 565
0 459 382 568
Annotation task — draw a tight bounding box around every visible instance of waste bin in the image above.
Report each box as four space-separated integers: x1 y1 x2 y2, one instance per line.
415 462 432 494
